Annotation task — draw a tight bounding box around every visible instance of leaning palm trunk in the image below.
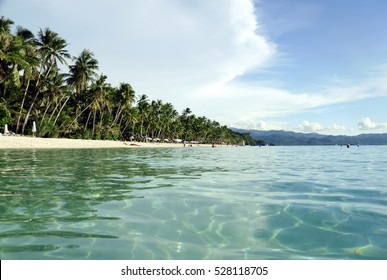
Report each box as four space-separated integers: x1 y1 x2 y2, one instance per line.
48 102 60 123
67 99 94 130
20 62 48 134
92 110 97 137
16 77 31 133
40 100 51 126
53 96 69 126
21 90 40 134
84 110 92 133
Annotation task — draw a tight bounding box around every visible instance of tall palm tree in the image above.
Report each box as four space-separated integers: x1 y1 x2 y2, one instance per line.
15 26 39 133
86 74 111 137
136 94 150 141
181 107 192 141
0 18 31 87
111 83 135 128
22 28 69 134
0 17 16 83
120 106 139 139
39 70 68 125
33 28 70 79
66 49 98 97
147 99 162 138
159 102 177 140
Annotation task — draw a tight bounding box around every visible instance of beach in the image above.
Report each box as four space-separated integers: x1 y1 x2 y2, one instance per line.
0 135 207 149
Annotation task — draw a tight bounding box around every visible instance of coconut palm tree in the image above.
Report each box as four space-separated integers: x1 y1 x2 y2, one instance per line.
22 28 69 134
0 19 31 94
33 28 70 79
111 82 135 128
66 49 99 97
39 70 68 126
120 106 139 139
180 107 193 141
0 17 18 83
14 26 39 133
158 102 177 140
137 94 149 141
86 74 111 137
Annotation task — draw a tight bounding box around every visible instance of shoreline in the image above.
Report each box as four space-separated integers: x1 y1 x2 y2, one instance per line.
0 136 212 149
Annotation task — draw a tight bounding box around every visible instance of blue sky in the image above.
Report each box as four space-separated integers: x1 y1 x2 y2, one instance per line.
2 0 387 135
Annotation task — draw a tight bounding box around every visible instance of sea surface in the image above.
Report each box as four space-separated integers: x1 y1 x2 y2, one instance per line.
1 146 387 260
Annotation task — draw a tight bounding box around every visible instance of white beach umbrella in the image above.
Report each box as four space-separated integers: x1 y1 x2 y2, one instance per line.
4 124 9 134
32 121 37 134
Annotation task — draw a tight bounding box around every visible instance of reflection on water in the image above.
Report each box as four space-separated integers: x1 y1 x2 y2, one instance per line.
1 146 387 259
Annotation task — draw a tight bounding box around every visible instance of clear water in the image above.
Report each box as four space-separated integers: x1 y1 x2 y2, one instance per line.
1 146 387 260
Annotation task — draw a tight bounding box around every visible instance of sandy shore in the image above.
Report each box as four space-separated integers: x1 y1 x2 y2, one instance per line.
0 135 210 149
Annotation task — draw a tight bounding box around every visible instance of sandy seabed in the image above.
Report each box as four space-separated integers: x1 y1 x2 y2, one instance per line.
0 135 209 149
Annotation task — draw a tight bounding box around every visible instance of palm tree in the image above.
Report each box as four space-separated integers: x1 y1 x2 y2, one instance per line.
111 83 135 128
137 94 149 141
15 26 39 133
39 70 68 126
86 74 111 137
0 17 17 83
159 102 177 140
120 106 139 139
148 99 162 138
22 28 69 134
33 28 70 79
66 49 98 97
0 19 31 92
181 107 192 141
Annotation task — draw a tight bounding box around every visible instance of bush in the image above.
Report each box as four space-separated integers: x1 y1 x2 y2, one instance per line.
0 104 13 130
39 121 59 138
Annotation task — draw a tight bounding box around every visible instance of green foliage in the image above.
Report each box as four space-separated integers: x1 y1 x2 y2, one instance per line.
39 120 59 138
0 103 12 130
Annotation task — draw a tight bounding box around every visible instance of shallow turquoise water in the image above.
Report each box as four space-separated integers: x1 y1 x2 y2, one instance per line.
1 146 387 259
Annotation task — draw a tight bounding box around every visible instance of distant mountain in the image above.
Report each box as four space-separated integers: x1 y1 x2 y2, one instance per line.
231 129 387 146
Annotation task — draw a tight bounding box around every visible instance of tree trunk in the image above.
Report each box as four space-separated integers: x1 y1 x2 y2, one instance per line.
67 99 94 129
53 96 70 126
92 109 96 137
84 110 92 133
16 77 30 134
40 100 51 126
21 90 40 135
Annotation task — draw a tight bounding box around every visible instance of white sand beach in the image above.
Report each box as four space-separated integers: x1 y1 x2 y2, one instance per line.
0 135 209 149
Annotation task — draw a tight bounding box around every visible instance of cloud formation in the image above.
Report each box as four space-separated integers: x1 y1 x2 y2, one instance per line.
298 121 324 132
358 118 387 130
43 0 276 101
297 121 347 133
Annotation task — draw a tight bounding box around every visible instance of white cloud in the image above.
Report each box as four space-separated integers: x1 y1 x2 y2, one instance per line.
296 121 348 134
331 124 346 131
358 118 387 130
51 0 274 98
298 121 324 132
217 68 387 129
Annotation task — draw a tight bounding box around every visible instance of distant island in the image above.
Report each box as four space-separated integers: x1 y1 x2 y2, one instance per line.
232 128 387 146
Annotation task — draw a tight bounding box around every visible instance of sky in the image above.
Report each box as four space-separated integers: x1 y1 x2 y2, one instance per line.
2 0 387 135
